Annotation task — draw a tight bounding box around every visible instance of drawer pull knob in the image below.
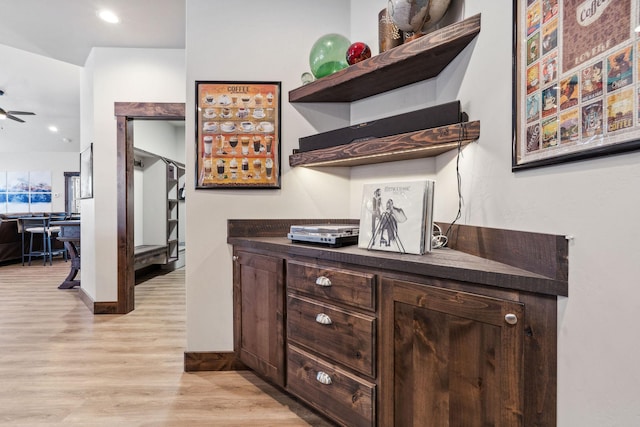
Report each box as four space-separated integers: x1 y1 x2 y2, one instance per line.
315 276 332 287
232 255 238 261
315 313 332 325
505 313 518 325
316 371 332 385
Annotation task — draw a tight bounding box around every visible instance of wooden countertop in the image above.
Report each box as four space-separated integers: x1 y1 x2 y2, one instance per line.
228 235 567 297
227 219 568 297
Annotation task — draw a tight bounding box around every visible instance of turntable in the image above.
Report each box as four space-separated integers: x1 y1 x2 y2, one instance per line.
287 224 359 248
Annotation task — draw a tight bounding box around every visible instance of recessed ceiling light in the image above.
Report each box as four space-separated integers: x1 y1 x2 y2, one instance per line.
48 126 58 133
98 9 120 24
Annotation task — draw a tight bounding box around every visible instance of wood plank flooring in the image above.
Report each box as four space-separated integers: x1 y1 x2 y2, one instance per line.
0 261 333 426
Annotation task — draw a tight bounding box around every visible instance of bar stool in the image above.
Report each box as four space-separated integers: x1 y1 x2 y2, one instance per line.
20 217 66 266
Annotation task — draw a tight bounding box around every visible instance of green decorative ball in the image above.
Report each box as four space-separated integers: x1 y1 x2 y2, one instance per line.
309 33 351 79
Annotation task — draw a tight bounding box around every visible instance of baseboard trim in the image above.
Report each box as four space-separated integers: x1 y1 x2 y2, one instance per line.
184 351 249 372
78 288 118 314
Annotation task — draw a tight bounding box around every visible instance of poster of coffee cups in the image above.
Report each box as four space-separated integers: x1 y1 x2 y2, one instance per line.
195 81 280 189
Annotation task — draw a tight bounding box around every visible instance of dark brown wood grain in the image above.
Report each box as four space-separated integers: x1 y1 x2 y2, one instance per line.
519 292 557 426
233 250 286 387
228 236 568 297
183 352 249 372
116 115 135 314
289 14 481 103
287 260 376 311
289 121 479 167
114 102 185 314
440 222 569 282
227 219 358 239
383 278 524 426
114 102 185 119
287 295 376 378
287 345 375 427
231 222 562 425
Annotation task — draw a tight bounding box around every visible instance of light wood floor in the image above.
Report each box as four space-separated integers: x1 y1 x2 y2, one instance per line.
0 260 333 426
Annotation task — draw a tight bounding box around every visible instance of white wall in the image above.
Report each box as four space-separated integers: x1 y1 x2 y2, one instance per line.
49 0 621 424
81 47 185 302
185 0 352 351
347 1 640 426
134 121 185 163
0 44 81 153
0 152 78 212
133 121 186 246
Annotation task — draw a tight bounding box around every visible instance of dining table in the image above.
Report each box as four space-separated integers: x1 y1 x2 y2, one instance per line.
51 219 81 289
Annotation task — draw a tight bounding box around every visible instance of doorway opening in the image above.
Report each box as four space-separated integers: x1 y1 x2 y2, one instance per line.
114 102 185 314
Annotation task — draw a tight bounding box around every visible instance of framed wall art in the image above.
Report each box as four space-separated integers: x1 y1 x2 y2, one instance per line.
80 143 93 199
513 0 640 170
195 81 281 189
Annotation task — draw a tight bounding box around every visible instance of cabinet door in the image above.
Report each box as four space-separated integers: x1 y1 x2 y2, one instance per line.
233 250 285 387
380 278 524 427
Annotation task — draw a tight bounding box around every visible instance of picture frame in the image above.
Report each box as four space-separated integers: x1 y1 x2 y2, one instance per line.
513 0 640 170
358 180 435 255
195 81 281 189
80 143 93 199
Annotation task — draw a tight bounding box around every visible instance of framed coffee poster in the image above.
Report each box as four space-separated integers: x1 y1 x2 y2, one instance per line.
195 81 281 188
513 0 640 170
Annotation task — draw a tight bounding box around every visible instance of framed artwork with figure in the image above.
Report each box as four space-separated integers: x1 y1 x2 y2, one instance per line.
513 0 640 170
195 81 281 189
80 143 93 199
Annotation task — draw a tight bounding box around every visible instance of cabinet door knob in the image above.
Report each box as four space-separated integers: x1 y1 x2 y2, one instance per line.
505 313 518 325
232 255 238 261
316 371 332 385
315 313 332 325
315 276 332 287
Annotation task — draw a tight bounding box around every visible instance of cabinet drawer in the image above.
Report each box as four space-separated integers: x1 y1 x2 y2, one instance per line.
287 345 375 427
287 295 375 377
287 261 375 311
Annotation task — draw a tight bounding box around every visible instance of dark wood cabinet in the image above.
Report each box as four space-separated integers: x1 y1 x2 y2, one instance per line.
380 278 525 426
286 260 377 427
232 250 285 387
228 220 567 426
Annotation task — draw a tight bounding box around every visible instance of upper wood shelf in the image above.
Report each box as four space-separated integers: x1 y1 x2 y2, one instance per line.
289 121 479 167
288 14 481 103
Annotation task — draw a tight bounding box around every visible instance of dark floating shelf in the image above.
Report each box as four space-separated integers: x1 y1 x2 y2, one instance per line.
289 121 480 167
289 14 481 103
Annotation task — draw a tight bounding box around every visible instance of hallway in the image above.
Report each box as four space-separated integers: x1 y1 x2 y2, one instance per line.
0 261 331 426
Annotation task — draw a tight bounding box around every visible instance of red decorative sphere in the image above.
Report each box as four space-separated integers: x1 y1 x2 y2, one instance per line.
346 42 372 65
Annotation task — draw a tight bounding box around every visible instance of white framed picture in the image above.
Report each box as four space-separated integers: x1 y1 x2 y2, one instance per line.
358 180 435 255
80 143 93 199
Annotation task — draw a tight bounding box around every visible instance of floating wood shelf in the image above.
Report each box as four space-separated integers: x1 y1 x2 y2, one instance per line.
289 121 479 167
289 14 481 103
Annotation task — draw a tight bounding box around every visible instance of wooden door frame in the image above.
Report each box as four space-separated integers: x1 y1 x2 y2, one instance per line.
114 102 186 314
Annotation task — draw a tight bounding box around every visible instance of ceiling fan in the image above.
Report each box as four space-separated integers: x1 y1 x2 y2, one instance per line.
0 89 36 123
